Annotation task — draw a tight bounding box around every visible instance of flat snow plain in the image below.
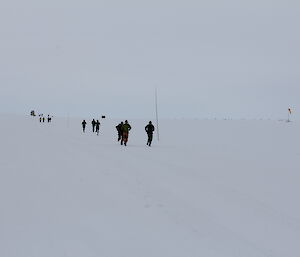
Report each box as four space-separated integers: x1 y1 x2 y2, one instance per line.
0 114 299 257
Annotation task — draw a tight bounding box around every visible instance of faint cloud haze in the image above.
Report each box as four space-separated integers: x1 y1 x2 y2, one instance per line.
0 0 299 120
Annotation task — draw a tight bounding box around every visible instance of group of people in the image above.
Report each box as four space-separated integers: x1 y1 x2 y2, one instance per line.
39 114 52 123
116 120 155 147
82 119 100 135
81 119 155 147
116 120 155 146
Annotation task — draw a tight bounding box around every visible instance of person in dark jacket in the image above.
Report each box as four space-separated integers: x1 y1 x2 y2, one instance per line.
91 119 96 132
82 120 87 132
116 122 123 142
145 121 155 146
121 120 131 146
95 120 100 135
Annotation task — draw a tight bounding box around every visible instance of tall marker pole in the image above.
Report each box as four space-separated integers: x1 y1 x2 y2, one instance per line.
155 88 160 141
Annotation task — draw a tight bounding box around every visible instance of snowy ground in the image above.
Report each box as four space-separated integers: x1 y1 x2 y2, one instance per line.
0 114 299 257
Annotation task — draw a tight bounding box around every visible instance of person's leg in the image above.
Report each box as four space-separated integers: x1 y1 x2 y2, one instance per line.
121 133 124 145
149 134 153 146
123 132 128 146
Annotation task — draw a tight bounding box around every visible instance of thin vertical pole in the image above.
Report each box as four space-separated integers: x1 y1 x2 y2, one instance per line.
155 88 160 141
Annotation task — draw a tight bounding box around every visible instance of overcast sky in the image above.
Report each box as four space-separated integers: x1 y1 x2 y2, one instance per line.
0 0 299 119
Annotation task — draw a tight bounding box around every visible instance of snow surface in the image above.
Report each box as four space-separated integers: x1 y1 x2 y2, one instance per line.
1 114 300 257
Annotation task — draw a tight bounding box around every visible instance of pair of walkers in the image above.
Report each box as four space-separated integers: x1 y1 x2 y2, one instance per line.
116 120 131 146
91 119 101 135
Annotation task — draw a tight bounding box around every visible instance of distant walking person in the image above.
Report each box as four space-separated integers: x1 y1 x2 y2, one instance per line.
121 120 131 146
145 121 155 146
82 120 87 133
91 119 96 132
116 122 123 142
95 120 100 135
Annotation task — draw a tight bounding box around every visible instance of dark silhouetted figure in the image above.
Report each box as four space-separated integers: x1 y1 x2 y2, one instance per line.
42 117 45 122
91 119 96 132
95 120 100 135
82 120 87 132
121 120 131 146
116 122 123 142
145 121 155 146
47 115 52 123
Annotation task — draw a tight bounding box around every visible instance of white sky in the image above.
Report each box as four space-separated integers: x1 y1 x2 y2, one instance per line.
0 0 299 119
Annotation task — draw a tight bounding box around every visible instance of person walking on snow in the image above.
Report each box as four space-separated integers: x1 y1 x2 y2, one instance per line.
145 121 155 146
116 122 123 142
121 120 131 146
82 120 87 133
91 119 96 132
95 120 100 135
